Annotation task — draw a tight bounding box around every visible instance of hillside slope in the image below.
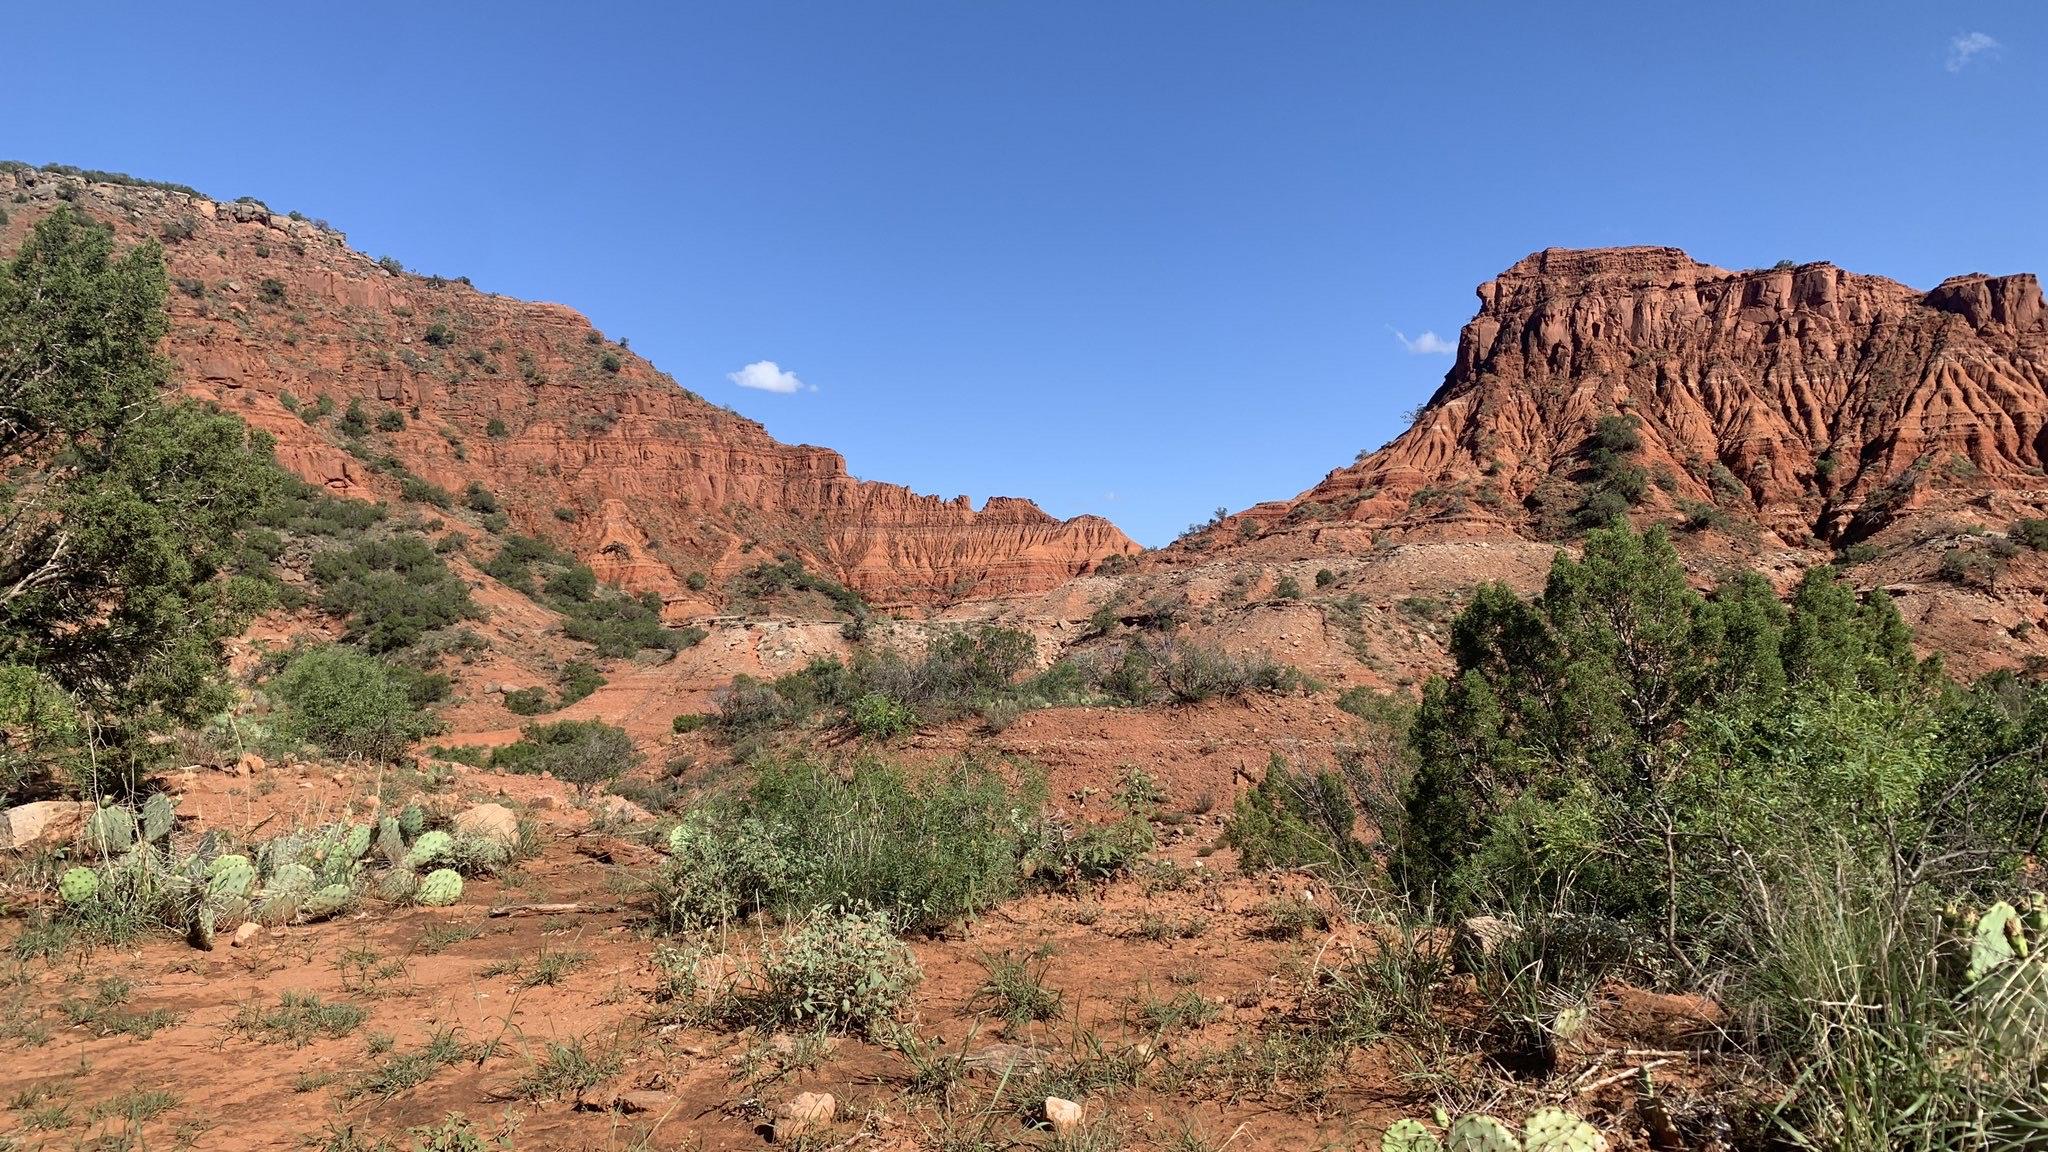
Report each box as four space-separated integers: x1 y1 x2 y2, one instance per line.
0 165 1137 614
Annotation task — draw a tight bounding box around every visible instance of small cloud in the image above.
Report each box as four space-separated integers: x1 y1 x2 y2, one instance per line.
727 360 811 394
1393 328 1455 356
1947 31 2000 72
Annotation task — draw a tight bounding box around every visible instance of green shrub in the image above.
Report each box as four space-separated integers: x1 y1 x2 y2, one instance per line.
1274 574 1303 600
671 713 710 734
757 908 921 1038
502 687 550 716
310 534 478 653
0 664 86 793
1315 569 1336 589
2009 518 2048 550
485 418 508 438
658 756 1045 933
850 693 917 740
1226 753 1369 874
488 719 640 789
376 409 405 432
271 646 432 761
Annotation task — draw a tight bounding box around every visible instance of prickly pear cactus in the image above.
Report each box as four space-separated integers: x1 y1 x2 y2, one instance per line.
415 868 463 907
377 816 405 863
86 804 137 854
1523 1109 1605 1152
1381 1118 1443 1152
206 854 256 900
297 883 355 922
267 861 317 894
1445 1116 1521 1152
398 804 425 841
187 903 217 950
2026 893 2048 938
404 829 453 869
342 823 372 861
140 792 175 844
58 866 100 905
378 868 420 903
1970 901 2023 981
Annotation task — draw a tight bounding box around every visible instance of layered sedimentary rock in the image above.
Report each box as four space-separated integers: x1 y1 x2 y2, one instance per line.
0 167 1136 609
1232 246 2048 549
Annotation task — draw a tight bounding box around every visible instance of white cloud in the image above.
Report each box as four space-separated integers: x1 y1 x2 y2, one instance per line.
1947 31 2000 72
1394 329 1455 356
727 360 811 394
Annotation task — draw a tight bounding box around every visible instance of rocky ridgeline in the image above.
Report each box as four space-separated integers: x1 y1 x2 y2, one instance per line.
1232 245 2048 551
0 165 1138 613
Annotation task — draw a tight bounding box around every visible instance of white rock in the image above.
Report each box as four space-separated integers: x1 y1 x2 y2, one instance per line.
1044 1097 1083 1139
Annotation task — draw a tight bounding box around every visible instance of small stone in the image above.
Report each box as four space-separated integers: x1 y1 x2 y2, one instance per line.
613 1089 675 1114
772 1092 835 1143
231 922 262 947
1044 1097 1083 1139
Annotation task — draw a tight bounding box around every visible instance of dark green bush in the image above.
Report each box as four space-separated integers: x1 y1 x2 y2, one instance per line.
488 719 641 789
1226 753 1370 873
2010 518 2048 550
271 646 432 760
310 534 478 653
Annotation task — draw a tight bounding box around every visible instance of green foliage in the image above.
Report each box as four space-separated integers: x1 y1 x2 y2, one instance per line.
730 553 869 620
1274 574 1303 600
671 712 710 734
310 534 478 653
271 645 433 761
1391 523 2035 995
1571 414 1648 530
0 663 85 792
757 907 922 1038
1227 753 1370 873
485 534 696 656
2011 518 2048 550
658 755 1045 933
485 417 508 438
487 718 641 789
850 692 917 740
0 208 281 774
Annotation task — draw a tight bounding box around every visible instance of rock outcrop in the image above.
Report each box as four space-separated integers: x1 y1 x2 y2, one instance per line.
1227 246 2048 551
0 165 1137 610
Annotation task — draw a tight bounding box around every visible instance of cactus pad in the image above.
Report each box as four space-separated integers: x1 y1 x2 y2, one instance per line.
1970 901 2022 980
398 804 425 840
268 862 317 894
377 868 420 903
1523 1109 1605 1152
377 816 405 862
1382 1118 1443 1152
404 829 453 868
1446 1116 1521 1152
140 792 175 843
206 854 257 899
342 823 373 860
86 805 137 854
58 867 100 905
298 883 355 921
415 868 463 906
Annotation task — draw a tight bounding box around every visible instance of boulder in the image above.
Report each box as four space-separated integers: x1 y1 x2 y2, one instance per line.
453 802 520 845
0 800 94 851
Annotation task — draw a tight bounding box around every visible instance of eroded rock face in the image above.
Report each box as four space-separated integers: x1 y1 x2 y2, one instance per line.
1235 246 2048 549
0 168 1137 611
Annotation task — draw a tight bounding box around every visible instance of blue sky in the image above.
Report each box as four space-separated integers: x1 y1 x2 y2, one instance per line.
6 3 2042 545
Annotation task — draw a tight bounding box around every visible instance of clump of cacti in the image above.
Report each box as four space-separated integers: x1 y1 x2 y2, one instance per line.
1379 1109 1606 1152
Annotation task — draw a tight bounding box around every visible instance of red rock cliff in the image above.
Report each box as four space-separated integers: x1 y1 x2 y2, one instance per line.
0 167 1137 610
1235 246 2048 548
